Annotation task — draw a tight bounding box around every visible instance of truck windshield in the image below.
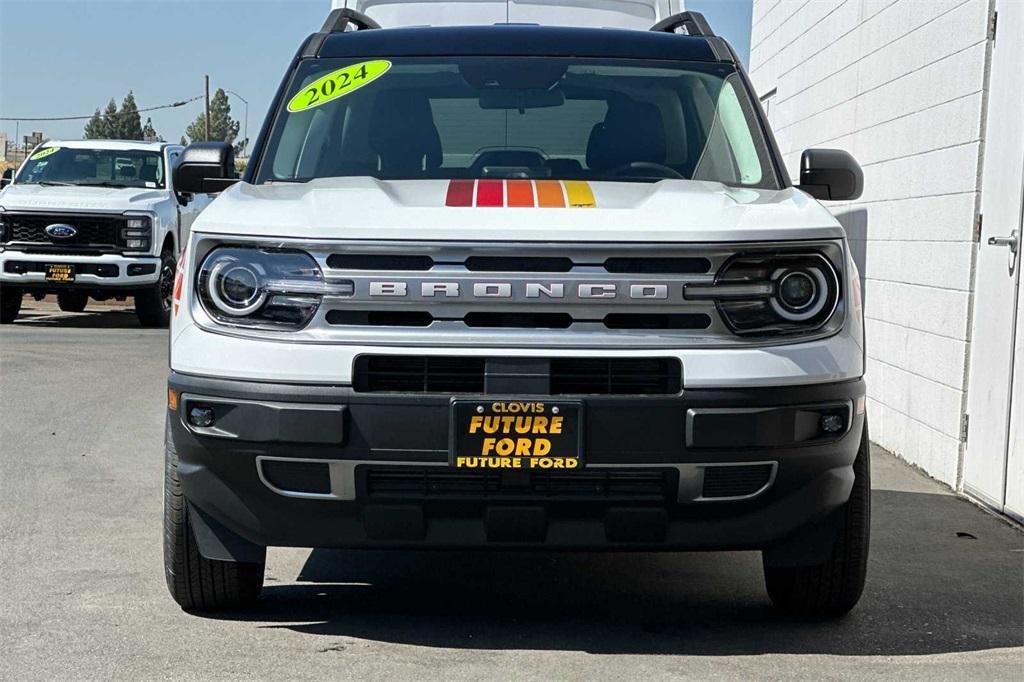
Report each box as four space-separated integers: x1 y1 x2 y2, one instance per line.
256 57 779 188
16 148 166 189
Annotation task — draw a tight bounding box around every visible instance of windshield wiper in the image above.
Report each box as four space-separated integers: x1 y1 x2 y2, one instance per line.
35 180 76 186
77 181 132 188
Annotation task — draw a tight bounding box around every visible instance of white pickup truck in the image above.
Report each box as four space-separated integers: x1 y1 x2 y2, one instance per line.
0 140 210 326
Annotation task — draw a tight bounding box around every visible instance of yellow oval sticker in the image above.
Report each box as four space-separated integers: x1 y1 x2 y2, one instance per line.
30 147 60 160
287 60 392 113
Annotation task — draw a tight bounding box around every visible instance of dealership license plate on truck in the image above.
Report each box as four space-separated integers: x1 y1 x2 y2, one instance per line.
45 264 75 282
450 399 583 470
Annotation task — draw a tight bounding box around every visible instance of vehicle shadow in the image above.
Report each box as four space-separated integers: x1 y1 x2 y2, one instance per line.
12 303 143 329
200 488 1023 657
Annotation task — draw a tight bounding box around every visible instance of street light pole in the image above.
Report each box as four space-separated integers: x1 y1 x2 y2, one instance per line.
225 90 249 158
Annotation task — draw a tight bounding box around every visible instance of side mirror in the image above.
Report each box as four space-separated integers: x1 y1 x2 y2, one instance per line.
1 168 14 188
173 142 238 194
797 149 863 201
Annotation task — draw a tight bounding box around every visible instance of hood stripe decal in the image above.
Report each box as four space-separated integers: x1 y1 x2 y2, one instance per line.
445 179 594 208
564 180 596 208
476 179 504 207
445 179 475 207
535 180 567 208
506 179 535 207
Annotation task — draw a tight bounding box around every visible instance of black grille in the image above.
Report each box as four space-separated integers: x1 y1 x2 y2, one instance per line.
353 355 486 393
603 257 711 274
550 358 681 395
352 356 681 395
464 256 573 272
701 464 774 498
326 254 434 270
364 467 674 501
2 213 124 249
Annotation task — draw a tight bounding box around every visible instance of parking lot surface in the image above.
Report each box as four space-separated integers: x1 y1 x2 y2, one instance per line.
1 301 1022 680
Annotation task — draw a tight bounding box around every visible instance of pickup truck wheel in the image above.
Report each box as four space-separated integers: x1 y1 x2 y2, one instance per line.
0 286 23 323
57 291 88 313
163 419 264 611
136 250 175 327
763 421 871 618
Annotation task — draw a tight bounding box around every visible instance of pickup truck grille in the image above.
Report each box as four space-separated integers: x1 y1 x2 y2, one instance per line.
1 212 125 251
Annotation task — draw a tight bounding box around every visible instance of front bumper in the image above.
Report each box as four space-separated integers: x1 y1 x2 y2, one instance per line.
0 250 160 289
168 371 866 556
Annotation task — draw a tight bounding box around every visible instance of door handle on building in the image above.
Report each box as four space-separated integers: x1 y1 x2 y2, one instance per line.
988 230 1018 254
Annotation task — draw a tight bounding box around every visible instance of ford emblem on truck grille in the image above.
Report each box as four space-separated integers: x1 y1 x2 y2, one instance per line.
44 223 78 239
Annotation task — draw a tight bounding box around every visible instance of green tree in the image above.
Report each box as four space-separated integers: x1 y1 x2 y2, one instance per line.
100 98 119 139
184 88 240 144
83 109 106 139
141 117 160 141
117 91 144 140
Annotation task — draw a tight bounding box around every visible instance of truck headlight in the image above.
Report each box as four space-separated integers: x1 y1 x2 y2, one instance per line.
121 215 152 251
197 247 326 330
686 246 843 337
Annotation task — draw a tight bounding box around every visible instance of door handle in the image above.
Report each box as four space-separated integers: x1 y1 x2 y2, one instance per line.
988 230 1019 253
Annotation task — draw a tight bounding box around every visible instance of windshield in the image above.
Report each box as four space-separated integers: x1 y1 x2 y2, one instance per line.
256 57 779 188
16 147 166 189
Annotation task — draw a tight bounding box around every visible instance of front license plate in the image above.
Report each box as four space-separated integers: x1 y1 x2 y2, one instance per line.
45 264 75 282
450 399 583 470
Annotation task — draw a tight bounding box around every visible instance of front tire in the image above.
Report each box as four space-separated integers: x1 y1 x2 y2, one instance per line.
136 249 175 327
0 286 23 323
763 422 871 618
163 419 264 610
57 290 88 313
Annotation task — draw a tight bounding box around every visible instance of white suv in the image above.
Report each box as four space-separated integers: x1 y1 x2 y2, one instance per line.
163 9 869 617
0 140 210 326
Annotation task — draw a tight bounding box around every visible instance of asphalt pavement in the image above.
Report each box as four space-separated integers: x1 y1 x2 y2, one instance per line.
1 300 1022 680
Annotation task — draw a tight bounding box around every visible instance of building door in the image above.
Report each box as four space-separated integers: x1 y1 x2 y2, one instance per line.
964 0 1024 521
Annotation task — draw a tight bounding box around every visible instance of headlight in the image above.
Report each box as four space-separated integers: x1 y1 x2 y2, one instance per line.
686 246 843 337
197 247 327 330
121 215 152 251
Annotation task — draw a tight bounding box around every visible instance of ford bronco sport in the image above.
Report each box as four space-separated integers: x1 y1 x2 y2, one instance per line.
164 8 869 617
0 140 209 326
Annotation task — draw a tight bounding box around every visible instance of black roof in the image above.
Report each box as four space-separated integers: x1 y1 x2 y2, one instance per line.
313 24 725 62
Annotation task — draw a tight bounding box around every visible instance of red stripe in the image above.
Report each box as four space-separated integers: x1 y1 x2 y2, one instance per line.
445 179 474 207
476 179 504 207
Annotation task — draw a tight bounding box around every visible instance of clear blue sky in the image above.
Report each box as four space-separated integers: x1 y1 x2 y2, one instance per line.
0 0 752 145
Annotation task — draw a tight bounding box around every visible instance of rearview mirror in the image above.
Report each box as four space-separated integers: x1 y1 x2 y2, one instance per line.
479 89 565 110
797 149 863 201
173 142 238 194
1 168 14 188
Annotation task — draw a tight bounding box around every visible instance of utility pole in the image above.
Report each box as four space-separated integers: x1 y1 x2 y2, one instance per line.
204 75 211 142
226 90 248 157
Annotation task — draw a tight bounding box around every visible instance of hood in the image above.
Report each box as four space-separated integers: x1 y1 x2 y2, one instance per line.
194 177 845 243
0 183 169 214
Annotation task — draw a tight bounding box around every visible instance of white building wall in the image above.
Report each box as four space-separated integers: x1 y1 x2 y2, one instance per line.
748 0 992 486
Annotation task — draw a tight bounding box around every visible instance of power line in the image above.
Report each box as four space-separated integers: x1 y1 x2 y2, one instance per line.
0 96 204 122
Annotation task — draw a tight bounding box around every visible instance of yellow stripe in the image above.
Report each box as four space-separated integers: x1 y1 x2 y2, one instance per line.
563 181 596 208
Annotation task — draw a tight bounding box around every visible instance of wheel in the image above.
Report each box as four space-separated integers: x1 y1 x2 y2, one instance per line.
0 286 23 323
163 419 264 610
763 421 871 618
136 249 175 327
56 290 88 313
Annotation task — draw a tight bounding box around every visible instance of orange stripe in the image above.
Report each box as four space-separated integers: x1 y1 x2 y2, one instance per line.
563 180 596 208
535 180 565 208
506 180 535 207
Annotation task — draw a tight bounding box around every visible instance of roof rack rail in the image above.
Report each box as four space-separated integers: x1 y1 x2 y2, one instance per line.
650 11 715 37
320 7 381 33
303 8 381 58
